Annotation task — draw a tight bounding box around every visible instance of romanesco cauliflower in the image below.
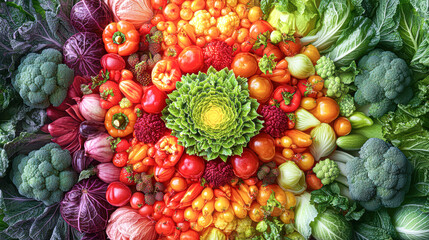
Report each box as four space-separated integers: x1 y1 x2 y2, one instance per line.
337 94 356 117
12 48 74 108
217 12 240 36
313 158 340 185
324 75 348 98
315 56 335 79
235 217 256 239
11 142 78 205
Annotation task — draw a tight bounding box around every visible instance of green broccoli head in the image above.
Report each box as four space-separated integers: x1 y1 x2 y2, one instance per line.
354 49 413 118
345 138 412 211
12 48 74 108
337 94 356 117
324 76 347 98
315 56 336 79
313 158 340 185
10 142 77 205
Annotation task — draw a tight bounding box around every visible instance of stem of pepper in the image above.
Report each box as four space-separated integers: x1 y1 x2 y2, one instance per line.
112 31 126 45
112 113 129 130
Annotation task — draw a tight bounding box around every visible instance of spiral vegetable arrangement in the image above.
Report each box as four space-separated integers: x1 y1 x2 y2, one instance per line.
0 0 428 239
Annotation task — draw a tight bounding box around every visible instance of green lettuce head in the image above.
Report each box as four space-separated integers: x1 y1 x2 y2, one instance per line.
162 67 263 161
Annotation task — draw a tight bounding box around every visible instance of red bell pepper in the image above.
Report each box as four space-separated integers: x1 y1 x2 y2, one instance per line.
297 79 317 98
142 85 168 114
154 136 184 168
271 85 301 113
99 81 122 109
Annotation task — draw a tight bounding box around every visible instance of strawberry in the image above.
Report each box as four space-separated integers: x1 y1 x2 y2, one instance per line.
113 152 128 167
111 138 131 153
120 166 137 185
139 23 153 36
99 81 122 109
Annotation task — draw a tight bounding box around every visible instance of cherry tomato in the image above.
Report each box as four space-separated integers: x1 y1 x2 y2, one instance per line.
184 207 198 222
236 28 249 43
334 117 352 136
310 97 340 123
231 52 258 78
241 18 251 28
249 20 273 40
293 152 315 171
113 152 128 167
308 75 324 91
139 205 154 216
263 43 284 62
282 148 294 159
177 222 190 232
248 132 276 161
172 0 185 4
106 182 132 207
101 53 126 71
151 0 167 10
178 46 204 74
279 38 301 57
173 209 185 223
153 201 166 220
301 97 317 110
201 188 214 201
151 13 165 26
130 192 145 209
196 37 206 47
180 230 199 240
301 44 320 65
207 27 220 39
248 202 264 222
163 207 175 217
280 136 293 148
164 3 180 21
248 6 263 22
230 148 260 179
170 176 188 192
191 0 205 11
280 209 295 224
235 4 248 19
248 76 273 103
214 197 230 212
306 171 323 190
156 217 175 236
180 8 193 20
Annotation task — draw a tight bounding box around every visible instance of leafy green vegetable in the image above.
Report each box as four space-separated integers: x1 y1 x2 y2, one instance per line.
294 192 318 239
310 209 354 240
372 0 402 51
163 67 263 161
0 179 83 240
254 217 294 240
301 0 355 51
410 0 429 18
391 198 429 240
311 182 365 221
326 16 380 66
354 209 398 240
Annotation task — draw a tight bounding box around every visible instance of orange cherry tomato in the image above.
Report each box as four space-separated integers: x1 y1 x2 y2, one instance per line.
207 27 220 39
310 97 340 123
184 207 198 222
164 3 180 21
164 34 178 46
282 148 294 159
294 152 315 171
248 202 264 222
248 76 273 104
301 44 320 65
301 97 317 110
196 37 206 47
334 117 352 136
284 130 313 148
180 8 193 20
170 176 188 191
248 6 263 22
191 0 205 12
240 18 251 28
151 13 165 26
214 197 230 212
280 136 293 148
308 75 324 92
236 28 249 43
231 52 258 78
235 4 248 19
201 188 214 201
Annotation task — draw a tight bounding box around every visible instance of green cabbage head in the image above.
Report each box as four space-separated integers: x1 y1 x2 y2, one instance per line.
162 67 263 161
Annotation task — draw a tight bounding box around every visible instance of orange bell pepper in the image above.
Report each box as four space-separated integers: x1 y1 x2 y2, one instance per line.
103 21 140 56
104 105 137 137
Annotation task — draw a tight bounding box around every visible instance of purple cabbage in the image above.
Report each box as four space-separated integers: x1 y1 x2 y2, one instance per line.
60 177 115 234
63 32 105 77
70 0 112 34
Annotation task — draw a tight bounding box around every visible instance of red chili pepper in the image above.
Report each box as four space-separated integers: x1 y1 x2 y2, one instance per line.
272 85 301 113
154 136 184 168
297 79 317 98
179 183 204 206
167 191 187 209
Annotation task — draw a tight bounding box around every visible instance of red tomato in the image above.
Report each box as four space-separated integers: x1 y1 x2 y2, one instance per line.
153 201 166 220
151 0 167 10
156 217 176 236
163 207 175 217
230 148 260 179
139 205 154 217
176 154 205 179
101 53 126 71
141 85 168 114
152 59 182 92
178 46 204 74
249 20 273 40
173 209 185 223
106 182 132 207
180 230 199 240
130 192 145 209
177 222 190 232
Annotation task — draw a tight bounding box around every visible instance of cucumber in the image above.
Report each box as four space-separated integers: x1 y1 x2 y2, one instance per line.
336 134 368 150
348 112 373 129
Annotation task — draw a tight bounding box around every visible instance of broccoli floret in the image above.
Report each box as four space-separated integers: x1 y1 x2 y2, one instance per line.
324 76 347 98
337 94 356 117
313 158 340 185
331 138 413 211
9 142 77 205
315 56 335 78
12 48 74 109
354 49 413 118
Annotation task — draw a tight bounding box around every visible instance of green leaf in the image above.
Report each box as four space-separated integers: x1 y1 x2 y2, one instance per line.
372 0 402 51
